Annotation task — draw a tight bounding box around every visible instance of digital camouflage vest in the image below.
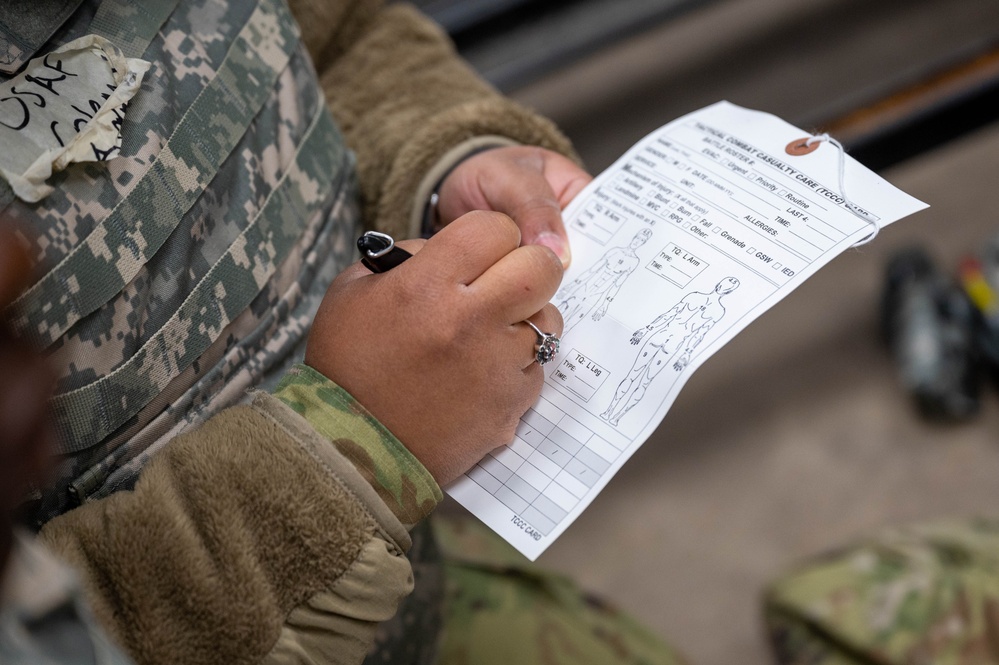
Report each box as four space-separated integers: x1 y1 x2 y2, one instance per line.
0 0 362 522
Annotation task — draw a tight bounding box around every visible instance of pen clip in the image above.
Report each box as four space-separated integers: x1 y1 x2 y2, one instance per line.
358 231 396 259
358 231 413 273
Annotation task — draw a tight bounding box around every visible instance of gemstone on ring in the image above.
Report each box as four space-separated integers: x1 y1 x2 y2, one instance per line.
524 321 560 366
536 332 560 365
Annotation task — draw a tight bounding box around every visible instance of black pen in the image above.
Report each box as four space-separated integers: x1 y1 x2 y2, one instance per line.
357 231 413 273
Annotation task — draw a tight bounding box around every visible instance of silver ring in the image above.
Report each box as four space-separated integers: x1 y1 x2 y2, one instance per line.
524 320 560 366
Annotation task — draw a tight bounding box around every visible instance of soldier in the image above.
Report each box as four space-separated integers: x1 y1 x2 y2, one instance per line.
0 1 685 664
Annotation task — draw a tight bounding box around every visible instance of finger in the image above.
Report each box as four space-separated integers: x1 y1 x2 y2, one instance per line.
480 149 591 267
469 243 563 324
542 151 593 209
516 303 563 370
439 148 571 266
478 151 572 266
411 211 520 285
526 302 564 338
511 359 546 424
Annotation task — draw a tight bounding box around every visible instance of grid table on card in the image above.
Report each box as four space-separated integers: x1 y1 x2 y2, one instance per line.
466 397 623 535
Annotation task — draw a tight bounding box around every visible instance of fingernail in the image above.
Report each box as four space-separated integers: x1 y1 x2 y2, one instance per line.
536 232 571 268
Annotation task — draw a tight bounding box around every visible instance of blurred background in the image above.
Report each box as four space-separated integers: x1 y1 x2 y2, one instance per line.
414 1 999 663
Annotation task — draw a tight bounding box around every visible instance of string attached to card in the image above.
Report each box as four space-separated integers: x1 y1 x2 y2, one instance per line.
786 133 880 247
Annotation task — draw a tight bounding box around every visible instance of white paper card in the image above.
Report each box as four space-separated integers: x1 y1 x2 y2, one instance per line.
446 101 928 560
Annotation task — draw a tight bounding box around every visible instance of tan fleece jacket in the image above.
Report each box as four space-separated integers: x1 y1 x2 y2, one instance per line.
288 0 578 239
42 393 417 665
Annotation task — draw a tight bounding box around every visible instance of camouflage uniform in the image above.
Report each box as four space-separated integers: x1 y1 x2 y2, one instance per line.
766 518 999 665
2 0 578 523
1 1 682 663
3 0 360 522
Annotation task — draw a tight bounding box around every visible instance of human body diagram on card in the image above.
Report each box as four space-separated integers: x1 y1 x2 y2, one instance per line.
601 276 738 426
556 229 651 336
552 232 755 441
447 101 928 560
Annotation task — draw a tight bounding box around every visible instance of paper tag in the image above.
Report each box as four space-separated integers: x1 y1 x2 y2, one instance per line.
0 35 150 202
447 102 928 560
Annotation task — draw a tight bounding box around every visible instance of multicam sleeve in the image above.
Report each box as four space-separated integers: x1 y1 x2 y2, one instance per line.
273 363 442 529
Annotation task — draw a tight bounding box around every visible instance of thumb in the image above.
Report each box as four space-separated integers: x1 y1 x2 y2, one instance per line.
452 155 571 266
509 150 590 265
439 147 592 269
500 179 570 268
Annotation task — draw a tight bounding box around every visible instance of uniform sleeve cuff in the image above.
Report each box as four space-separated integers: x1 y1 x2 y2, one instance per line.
408 135 518 238
272 364 442 528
